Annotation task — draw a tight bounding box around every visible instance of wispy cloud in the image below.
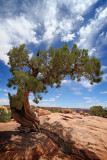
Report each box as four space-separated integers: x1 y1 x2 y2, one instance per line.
0 98 9 105
29 98 56 107
62 77 97 92
78 77 96 91
77 6 107 57
0 0 101 64
102 74 107 82
3 89 8 92
42 93 62 102
61 80 72 86
2 88 16 95
0 16 39 64
101 65 107 70
61 33 75 42
83 97 93 103
71 87 82 95
39 103 56 107
42 98 55 102
83 97 91 100
100 91 107 94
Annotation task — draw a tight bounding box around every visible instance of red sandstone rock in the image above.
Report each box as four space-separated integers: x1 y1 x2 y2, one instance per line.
34 108 51 116
40 113 107 160
0 121 72 160
0 113 107 160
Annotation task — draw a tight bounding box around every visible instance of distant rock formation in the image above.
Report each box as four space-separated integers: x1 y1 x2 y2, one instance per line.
33 107 51 116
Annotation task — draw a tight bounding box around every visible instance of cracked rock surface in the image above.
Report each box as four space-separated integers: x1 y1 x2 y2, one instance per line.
40 113 107 160
0 112 107 160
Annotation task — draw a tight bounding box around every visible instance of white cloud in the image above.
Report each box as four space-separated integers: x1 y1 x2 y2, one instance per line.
102 74 107 82
6 16 38 44
96 7 107 20
0 16 39 64
82 97 97 103
43 19 57 44
61 33 75 42
42 98 55 102
3 89 8 92
55 94 62 99
79 96 104 107
61 80 72 85
29 52 34 60
71 87 82 95
0 0 102 64
39 103 56 107
29 97 56 107
2 88 16 95
85 99 93 103
101 66 107 70
57 19 73 35
79 78 94 90
77 6 107 56
96 32 107 46
89 48 96 56
83 97 91 100
100 91 107 94
0 98 9 105
58 0 98 15
62 77 96 92
29 99 35 106
76 16 84 21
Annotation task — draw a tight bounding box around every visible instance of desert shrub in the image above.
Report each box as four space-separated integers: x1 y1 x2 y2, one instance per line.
0 108 11 122
46 108 60 113
40 107 60 113
31 105 35 110
89 106 106 117
61 144 71 155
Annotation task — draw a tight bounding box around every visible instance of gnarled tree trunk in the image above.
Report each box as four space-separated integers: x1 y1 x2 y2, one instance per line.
8 91 40 132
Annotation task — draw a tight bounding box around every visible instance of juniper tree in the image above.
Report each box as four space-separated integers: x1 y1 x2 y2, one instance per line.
7 44 103 131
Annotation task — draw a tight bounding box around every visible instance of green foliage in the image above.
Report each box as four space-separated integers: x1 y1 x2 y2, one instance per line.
7 43 103 110
31 106 35 110
0 108 11 122
10 88 26 110
89 106 106 117
61 144 71 155
43 107 60 113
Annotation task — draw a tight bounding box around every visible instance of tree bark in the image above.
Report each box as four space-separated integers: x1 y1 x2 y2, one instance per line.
8 91 40 132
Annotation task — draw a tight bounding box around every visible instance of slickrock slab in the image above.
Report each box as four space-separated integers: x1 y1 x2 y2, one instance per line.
0 121 71 160
40 113 107 160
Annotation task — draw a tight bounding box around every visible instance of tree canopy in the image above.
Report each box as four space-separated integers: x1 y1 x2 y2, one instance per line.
89 106 106 117
7 43 103 109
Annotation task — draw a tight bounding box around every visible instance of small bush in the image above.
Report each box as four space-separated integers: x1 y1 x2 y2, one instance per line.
89 106 106 117
0 108 11 122
47 108 60 113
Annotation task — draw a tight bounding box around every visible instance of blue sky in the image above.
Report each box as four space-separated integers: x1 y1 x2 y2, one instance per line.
0 0 107 108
